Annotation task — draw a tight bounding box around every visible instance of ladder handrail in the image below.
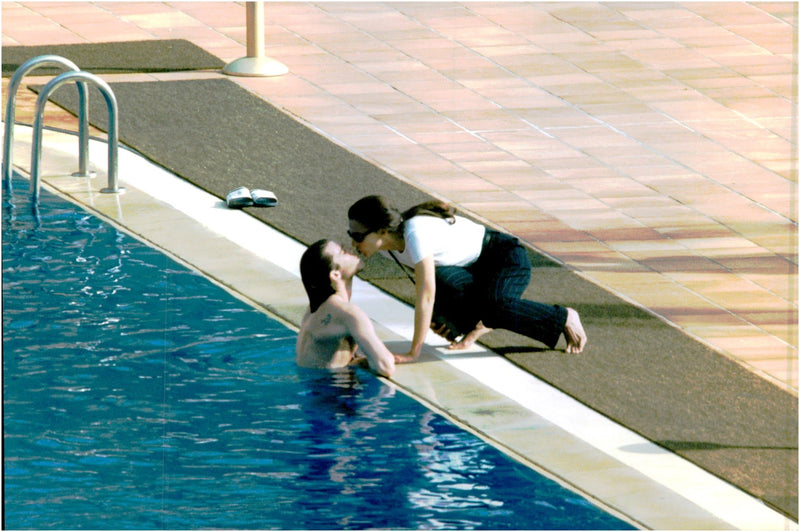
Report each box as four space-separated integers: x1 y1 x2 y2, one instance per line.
3 55 91 187
31 71 120 203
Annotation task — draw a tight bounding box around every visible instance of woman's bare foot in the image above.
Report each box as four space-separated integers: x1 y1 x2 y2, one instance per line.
448 321 493 350
564 307 587 353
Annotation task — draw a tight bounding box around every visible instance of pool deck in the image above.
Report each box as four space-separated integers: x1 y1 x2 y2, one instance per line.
2 2 797 530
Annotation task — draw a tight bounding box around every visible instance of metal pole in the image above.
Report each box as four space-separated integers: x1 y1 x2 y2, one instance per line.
3 55 92 188
246 2 263 58
31 71 123 204
223 1 288 77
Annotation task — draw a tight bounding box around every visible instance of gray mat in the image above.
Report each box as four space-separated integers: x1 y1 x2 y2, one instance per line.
38 77 798 520
2 40 224 77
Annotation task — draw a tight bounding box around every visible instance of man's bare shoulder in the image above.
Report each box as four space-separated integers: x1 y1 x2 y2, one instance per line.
331 295 371 322
312 294 356 322
301 302 343 337
296 296 358 369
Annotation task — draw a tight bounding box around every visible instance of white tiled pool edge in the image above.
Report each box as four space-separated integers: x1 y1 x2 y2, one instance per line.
6 126 795 530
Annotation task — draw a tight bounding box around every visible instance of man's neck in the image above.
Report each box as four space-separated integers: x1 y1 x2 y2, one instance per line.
332 278 353 302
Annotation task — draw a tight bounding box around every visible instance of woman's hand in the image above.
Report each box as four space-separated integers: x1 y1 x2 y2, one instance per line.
393 351 419 364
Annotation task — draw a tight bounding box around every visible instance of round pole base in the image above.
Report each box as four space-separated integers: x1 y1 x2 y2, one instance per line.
223 56 288 77
100 186 126 194
72 170 98 178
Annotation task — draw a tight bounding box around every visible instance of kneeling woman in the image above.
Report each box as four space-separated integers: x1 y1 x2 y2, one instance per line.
347 195 587 362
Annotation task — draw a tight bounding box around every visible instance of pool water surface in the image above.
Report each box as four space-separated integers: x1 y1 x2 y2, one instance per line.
3 174 633 530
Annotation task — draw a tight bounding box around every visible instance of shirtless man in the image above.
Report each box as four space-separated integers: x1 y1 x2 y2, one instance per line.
296 239 396 377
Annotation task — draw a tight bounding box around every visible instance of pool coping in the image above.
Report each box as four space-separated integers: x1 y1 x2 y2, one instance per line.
5 124 795 531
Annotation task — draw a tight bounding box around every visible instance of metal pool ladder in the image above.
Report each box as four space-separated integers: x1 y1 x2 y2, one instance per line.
3 55 123 203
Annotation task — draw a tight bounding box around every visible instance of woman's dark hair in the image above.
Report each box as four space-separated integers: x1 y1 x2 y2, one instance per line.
300 239 336 313
348 195 455 235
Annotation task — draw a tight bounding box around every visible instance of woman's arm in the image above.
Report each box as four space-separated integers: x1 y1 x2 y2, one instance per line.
396 255 436 363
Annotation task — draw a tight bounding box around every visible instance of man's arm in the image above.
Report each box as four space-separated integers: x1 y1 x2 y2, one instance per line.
340 302 396 377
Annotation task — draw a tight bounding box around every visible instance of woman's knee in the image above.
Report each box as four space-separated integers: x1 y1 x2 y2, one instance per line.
506 242 532 272
487 269 530 301
436 266 473 290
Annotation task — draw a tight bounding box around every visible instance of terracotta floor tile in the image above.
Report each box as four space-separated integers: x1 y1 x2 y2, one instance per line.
464 201 550 223
4 20 84 45
419 90 502 113
122 11 204 30
589 226 668 243
716 254 796 275
521 110 602 130
101 2 191 16
603 197 682 215
747 273 798 302
674 236 765 255
434 109 523 132
712 333 796 357
486 176 562 196
72 24 154 42
633 285 715 310
442 189 530 206
424 133 498 150
747 359 797 387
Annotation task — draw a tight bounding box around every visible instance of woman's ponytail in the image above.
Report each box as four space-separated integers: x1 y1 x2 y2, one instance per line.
401 200 456 224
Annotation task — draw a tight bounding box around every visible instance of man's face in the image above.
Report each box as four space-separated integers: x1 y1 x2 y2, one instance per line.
324 241 364 279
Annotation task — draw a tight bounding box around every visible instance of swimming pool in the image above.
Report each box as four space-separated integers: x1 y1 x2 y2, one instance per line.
3 172 634 530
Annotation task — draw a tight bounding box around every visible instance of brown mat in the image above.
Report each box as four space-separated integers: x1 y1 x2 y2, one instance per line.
2 39 224 77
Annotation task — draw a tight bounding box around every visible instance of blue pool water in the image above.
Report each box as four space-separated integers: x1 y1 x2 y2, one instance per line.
3 174 634 530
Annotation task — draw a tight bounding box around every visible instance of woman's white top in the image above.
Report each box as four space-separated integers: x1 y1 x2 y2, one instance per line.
387 215 486 267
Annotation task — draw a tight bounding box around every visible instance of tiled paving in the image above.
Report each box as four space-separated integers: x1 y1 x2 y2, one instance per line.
2 1 797 393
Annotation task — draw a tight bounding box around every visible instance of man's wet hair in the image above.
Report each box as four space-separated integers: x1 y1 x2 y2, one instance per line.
300 239 336 313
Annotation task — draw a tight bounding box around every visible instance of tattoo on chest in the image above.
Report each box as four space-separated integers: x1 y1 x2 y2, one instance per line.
321 314 332 326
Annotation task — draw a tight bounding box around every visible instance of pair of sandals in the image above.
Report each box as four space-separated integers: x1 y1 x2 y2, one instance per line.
226 187 278 208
